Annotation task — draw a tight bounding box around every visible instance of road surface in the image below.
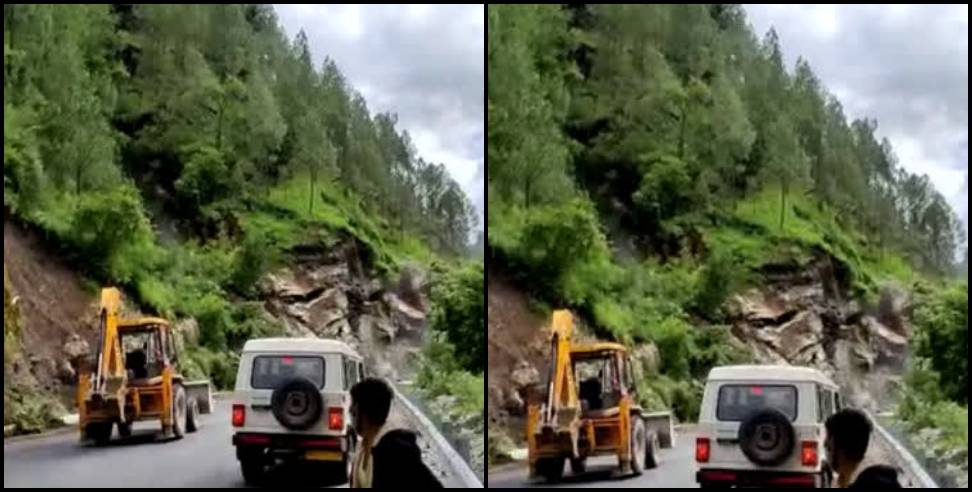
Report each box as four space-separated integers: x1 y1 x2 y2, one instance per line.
4 399 251 488
487 430 700 488
4 396 460 488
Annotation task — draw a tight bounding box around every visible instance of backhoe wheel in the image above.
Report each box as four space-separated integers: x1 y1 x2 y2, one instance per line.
570 457 587 474
186 398 199 433
630 417 646 475
117 421 132 438
536 457 565 483
172 384 187 438
85 422 112 446
645 430 660 469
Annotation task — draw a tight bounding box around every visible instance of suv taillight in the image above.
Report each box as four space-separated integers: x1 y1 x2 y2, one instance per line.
232 404 245 427
801 440 818 466
696 437 710 463
328 407 343 430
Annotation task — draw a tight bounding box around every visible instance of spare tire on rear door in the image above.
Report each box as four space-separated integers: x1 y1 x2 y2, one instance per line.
738 408 794 466
271 377 323 430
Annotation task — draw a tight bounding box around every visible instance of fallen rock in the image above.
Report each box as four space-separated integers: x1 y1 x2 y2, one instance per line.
863 316 908 368
510 360 540 390
307 288 349 329
317 318 352 339
385 292 427 331
396 263 429 310
62 334 90 361
262 269 316 300
57 359 76 383
877 284 910 335
503 388 525 415
306 263 351 288
771 311 823 361
727 289 785 322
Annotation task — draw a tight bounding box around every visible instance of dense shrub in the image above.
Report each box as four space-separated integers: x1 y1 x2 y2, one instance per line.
430 261 486 373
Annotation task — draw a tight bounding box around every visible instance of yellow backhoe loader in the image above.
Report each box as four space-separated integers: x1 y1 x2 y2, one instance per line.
77 287 212 445
526 310 674 482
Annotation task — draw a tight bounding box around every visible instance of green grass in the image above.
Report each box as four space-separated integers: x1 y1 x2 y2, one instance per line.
704 187 916 297
244 175 440 275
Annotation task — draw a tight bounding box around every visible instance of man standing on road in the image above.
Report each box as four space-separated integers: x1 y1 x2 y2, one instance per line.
349 377 443 488
824 408 902 488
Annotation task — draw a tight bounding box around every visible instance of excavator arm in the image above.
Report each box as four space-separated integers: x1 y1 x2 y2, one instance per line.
543 309 579 424
93 287 126 393
528 310 583 474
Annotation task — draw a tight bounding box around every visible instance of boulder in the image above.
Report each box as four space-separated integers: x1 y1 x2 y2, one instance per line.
877 284 910 335
62 334 90 361
306 263 351 288
262 269 315 300
771 311 823 361
726 289 785 322
396 263 428 310
317 318 352 339
384 292 426 332
57 359 76 383
510 360 540 390
863 316 908 368
306 288 349 329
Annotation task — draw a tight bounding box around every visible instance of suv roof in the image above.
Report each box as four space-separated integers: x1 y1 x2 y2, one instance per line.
706 365 837 388
241 337 361 358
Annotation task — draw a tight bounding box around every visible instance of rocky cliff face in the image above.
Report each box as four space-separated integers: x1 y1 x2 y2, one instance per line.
726 254 910 411
258 241 430 383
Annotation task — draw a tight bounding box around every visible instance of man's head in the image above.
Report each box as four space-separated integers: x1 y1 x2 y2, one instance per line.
825 408 872 470
350 377 393 439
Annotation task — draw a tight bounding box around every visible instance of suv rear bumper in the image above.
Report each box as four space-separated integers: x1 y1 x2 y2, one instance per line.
697 469 823 488
233 432 348 460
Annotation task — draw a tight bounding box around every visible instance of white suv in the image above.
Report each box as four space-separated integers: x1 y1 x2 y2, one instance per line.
231 338 365 485
695 365 842 488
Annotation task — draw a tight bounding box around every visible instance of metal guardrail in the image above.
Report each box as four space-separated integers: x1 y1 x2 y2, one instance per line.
867 411 938 488
392 386 484 488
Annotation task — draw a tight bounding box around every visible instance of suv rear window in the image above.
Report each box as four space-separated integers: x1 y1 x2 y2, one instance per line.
251 356 325 389
717 384 797 421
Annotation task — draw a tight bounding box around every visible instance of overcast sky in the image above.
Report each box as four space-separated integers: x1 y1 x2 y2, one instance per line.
744 4 968 243
274 4 485 233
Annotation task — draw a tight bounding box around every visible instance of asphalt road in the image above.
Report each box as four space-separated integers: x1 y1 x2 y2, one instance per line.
487 430 700 488
3 399 350 488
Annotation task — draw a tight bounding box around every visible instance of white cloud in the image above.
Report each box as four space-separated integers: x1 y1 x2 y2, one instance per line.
744 4 968 235
274 4 485 234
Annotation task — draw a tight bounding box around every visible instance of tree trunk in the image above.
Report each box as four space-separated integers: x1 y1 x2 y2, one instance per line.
308 168 315 215
779 177 787 230
678 99 688 161
524 176 532 209
216 100 224 150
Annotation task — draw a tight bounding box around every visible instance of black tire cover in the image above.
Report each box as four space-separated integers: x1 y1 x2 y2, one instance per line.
271 377 323 430
738 408 795 466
